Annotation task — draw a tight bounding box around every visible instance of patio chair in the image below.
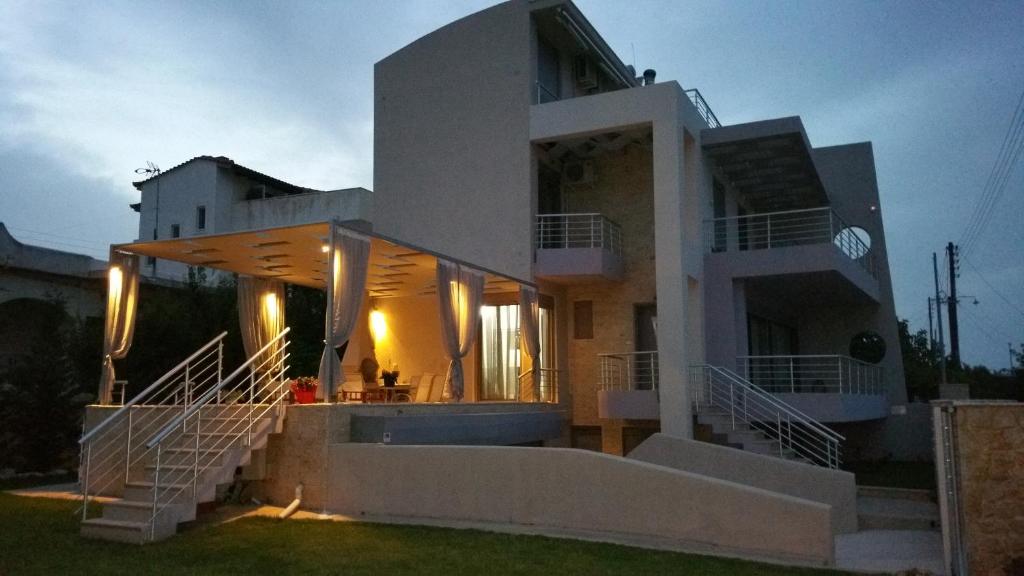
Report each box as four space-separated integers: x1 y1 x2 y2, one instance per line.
428 374 445 403
340 378 367 403
414 373 435 403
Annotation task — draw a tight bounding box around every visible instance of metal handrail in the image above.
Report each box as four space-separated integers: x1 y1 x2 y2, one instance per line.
517 368 559 402
143 330 291 539
535 213 623 256
147 328 291 449
704 206 876 278
692 365 843 468
684 88 721 128
707 365 844 443
737 354 884 395
599 350 659 391
80 332 228 444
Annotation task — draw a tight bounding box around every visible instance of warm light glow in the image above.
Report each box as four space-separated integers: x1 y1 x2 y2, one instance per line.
370 310 387 342
108 266 123 294
263 292 279 321
321 244 330 253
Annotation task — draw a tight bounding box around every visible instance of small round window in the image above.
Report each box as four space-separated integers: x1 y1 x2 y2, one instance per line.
849 331 886 364
834 226 872 260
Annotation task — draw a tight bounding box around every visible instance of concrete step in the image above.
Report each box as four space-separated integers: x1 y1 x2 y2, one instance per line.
857 496 940 532
857 485 935 502
79 517 177 544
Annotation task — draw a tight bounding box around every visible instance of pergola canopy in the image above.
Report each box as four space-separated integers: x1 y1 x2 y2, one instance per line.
116 221 530 297
702 116 829 213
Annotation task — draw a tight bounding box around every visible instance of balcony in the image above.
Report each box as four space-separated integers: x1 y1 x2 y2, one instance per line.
534 213 624 283
736 355 888 422
596 351 659 419
704 206 879 303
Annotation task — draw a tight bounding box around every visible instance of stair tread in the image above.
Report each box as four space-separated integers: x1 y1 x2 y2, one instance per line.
104 500 157 509
857 496 939 519
126 481 192 490
82 518 149 530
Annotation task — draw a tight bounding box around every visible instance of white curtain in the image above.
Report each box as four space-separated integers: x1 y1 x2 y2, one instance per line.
237 276 286 372
99 250 140 404
519 286 540 402
437 259 484 401
318 226 370 400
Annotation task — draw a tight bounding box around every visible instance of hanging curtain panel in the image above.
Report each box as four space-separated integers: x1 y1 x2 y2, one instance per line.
436 259 484 401
519 286 540 402
318 225 370 401
98 250 140 404
480 304 521 401
237 276 286 373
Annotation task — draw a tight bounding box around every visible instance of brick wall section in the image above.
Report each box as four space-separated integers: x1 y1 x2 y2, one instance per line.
955 404 1024 575
564 146 655 428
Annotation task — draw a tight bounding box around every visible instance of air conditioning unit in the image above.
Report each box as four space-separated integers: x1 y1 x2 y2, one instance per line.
563 160 595 185
574 55 598 89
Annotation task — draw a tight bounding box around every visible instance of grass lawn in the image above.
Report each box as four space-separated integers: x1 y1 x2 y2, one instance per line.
0 492 855 576
845 461 936 491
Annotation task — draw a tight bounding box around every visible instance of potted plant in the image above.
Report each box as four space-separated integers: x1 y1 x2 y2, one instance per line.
381 369 400 388
290 376 318 404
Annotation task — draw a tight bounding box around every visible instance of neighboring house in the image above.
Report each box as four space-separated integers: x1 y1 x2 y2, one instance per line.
79 1 915 565
131 155 372 283
0 223 106 368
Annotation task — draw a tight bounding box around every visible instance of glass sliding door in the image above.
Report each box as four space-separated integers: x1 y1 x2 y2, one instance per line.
480 304 521 400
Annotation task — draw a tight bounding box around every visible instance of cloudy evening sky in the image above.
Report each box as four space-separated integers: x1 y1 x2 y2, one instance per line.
0 0 1021 369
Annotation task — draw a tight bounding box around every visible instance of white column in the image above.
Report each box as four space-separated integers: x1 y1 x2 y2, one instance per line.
652 106 692 439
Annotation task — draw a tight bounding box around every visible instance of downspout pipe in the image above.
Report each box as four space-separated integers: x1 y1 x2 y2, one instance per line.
278 483 303 519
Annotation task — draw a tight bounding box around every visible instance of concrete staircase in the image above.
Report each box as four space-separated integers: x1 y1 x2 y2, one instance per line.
695 404 812 465
856 486 940 532
80 411 283 543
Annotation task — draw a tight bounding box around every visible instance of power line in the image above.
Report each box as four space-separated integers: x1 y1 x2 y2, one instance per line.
958 87 1024 261
959 304 1018 353
8 226 110 250
962 255 1024 321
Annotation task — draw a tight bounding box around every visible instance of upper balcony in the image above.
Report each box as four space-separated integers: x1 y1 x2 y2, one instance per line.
596 351 659 420
534 213 624 283
704 206 880 303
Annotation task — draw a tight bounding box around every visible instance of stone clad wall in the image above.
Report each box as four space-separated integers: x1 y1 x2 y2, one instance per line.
954 403 1024 575
564 146 655 430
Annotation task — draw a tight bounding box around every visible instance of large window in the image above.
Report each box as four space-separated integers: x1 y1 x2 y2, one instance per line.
480 303 555 401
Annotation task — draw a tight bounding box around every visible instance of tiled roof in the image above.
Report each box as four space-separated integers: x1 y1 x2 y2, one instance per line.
131 155 319 196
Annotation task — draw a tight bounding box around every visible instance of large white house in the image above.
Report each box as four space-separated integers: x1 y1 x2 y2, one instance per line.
77 1 921 568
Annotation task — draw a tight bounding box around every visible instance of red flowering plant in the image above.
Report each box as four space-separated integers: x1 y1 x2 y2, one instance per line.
289 377 319 404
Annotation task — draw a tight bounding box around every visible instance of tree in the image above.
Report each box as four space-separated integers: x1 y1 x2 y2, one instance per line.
898 319 940 401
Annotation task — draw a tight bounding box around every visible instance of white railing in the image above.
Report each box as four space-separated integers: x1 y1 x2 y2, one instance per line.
599 351 659 391
690 365 844 469
536 213 622 256
143 328 291 540
78 332 227 519
518 368 559 403
684 88 721 128
737 355 884 395
704 206 876 277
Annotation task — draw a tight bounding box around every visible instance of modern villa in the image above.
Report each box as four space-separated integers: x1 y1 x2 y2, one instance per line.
77 0 914 567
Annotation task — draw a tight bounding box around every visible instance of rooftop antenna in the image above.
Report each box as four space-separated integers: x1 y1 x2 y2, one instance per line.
135 161 162 275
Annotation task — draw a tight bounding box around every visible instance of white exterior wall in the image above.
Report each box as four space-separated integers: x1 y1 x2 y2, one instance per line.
373 1 534 281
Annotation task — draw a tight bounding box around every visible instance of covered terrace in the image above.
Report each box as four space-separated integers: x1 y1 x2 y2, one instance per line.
98 220 556 410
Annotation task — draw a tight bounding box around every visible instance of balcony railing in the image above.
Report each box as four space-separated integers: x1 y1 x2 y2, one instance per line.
536 213 622 255
737 355 884 395
704 206 876 277
518 368 559 403
599 351 659 391
684 88 721 128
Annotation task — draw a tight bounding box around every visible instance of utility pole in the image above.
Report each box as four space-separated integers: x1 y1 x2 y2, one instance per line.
947 242 960 368
933 252 947 384
927 297 935 353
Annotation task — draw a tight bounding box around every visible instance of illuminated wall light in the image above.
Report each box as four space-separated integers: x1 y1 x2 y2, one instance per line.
370 309 387 343
263 292 279 321
321 244 330 253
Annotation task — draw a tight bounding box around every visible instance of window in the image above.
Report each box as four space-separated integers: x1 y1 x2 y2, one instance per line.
536 37 560 104
196 205 206 231
479 301 556 401
170 224 180 238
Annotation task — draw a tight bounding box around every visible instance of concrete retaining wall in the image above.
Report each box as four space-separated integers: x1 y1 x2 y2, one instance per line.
327 443 835 567
627 433 857 534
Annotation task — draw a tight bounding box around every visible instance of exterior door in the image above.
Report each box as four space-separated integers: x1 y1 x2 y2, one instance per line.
634 304 658 390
